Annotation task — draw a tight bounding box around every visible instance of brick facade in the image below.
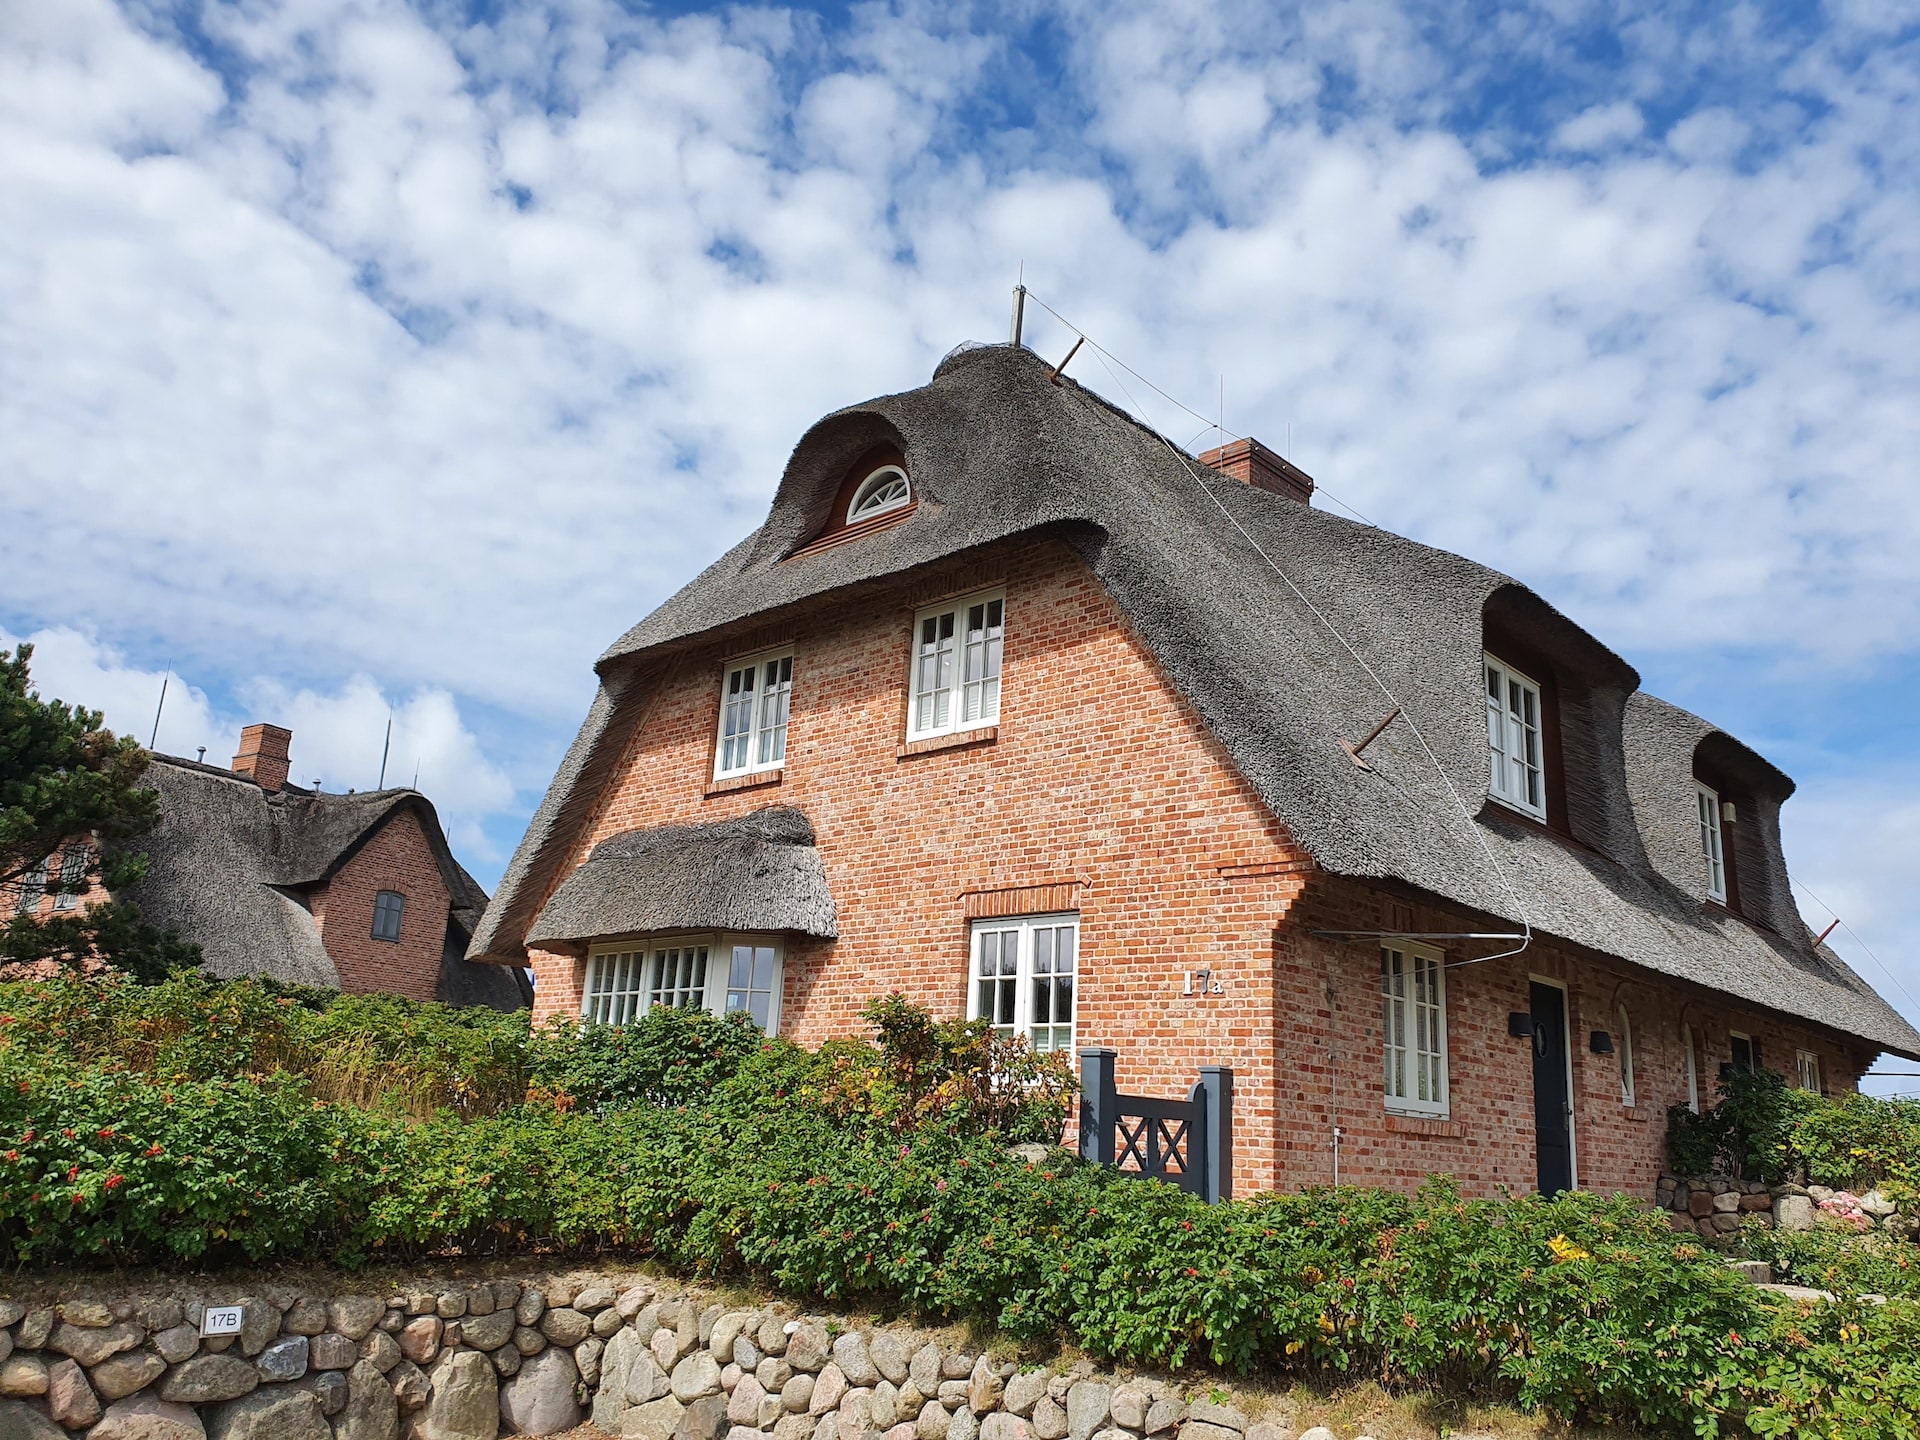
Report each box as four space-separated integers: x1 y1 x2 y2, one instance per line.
523 538 1867 1199
312 807 453 1003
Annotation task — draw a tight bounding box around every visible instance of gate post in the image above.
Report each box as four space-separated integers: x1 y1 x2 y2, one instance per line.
1197 1066 1234 1204
1077 1048 1117 1166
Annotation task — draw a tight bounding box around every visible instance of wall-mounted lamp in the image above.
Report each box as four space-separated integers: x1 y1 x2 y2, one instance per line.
1507 1012 1535 1039
1589 1030 1615 1055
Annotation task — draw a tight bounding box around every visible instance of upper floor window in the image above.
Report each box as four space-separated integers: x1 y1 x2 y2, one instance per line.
1382 942 1448 1116
583 936 783 1034
372 889 406 942
716 652 793 778
1484 654 1545 820
910 592 1003 740
847 465 912 521
52 845 89 912
968 913 1076 1054
1695 782 1728 903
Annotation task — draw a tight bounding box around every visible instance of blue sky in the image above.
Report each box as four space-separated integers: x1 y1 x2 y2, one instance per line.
3 0 1918 1082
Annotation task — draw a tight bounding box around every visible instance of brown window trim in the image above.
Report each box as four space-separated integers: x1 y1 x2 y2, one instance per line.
897 726 998 760
787 444 917 560
705 769 783 798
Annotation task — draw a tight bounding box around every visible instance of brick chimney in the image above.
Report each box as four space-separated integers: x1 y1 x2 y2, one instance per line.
232 724 293 793
1197 437 1315 505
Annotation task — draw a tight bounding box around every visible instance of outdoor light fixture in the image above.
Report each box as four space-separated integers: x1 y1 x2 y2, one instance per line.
1590 1031 1615 1054
1508 1012 1535 1039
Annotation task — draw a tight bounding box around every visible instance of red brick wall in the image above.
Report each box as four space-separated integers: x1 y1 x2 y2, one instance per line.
1272 877 1866 1197
523 538 1870 1199
533 540 1307 1195
313 808 451 1002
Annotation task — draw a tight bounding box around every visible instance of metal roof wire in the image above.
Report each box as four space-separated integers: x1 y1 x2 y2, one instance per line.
1791 880 1920 1020
1020 291 1383 530
1034 303 1533 968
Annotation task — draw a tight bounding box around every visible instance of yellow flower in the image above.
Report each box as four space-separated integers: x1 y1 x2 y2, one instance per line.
1547 1234 1590 1263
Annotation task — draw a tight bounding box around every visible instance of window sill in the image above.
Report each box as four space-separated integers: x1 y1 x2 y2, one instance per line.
897 726 998 760
1622 1105 1651 1123
1384 1113 1464 1138
706 769 783 797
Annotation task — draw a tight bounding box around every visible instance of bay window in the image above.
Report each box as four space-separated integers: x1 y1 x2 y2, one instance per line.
583 935 784 1033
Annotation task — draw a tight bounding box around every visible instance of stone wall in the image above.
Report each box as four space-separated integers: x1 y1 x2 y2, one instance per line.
1656 1173 1918 1239
0 1274 1304 1440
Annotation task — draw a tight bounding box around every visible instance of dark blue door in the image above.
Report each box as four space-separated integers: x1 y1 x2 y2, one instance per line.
1530 982 1574 1196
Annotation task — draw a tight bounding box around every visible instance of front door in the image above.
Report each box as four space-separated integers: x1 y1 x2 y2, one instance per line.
1530 981 1575 1196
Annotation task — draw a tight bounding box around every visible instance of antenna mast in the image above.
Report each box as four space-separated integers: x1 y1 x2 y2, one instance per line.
378 709 393 790
1009 282 1027 348
148 661 172 749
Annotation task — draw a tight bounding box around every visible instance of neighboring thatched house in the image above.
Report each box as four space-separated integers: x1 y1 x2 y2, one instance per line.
466 341 1916 1198
110 726 526 1009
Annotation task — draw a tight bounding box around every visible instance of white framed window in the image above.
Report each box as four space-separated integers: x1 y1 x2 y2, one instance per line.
848 465 912 521
1616 1004 1635 1106
52 845 89 912
1382 942 1448 1116
1796 1050 1822 1093
1683 1024 1700 1112
968 913 1077 1054
1485 654 1546 820
910 591 1004 740
583 935 783 1034
1695 782 1727 902
715 651 793 778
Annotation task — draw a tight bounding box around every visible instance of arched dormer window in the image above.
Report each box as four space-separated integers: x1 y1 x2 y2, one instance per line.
787 446 918 560
847 465 911 521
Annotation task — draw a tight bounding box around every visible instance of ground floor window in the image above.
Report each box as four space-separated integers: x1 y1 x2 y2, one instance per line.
1381 942 1448 1116
968 913 1077 1054
1796 1050 1822 1093
1729 1031 1759 1076
583 935 784 1033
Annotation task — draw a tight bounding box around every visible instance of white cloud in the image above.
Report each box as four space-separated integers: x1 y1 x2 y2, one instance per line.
1553 101 1645 153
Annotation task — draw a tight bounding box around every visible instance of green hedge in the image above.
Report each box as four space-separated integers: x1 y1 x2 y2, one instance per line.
3 978 1918 1436
1668 1070 1920 1200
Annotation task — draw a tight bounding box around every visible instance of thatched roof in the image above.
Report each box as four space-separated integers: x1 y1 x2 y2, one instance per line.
129 756 526 1009
526 807 836 950
472 343 1918 1058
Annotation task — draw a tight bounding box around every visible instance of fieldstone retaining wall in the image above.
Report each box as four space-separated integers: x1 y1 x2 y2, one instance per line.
0 1277 1307 1440
1656 1173 1917 1239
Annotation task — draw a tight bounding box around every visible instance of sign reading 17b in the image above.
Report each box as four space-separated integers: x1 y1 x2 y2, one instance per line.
199 1305 245 1338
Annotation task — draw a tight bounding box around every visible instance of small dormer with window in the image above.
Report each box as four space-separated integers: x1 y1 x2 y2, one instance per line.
786 444 920 559
1477 586 1645 863
1622 693 1801 937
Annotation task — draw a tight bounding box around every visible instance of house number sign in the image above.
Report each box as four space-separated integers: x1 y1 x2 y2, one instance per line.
1182 968 1227 996
200 1305 245 1338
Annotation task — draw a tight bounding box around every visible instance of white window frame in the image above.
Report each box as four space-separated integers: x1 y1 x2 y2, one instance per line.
1484 653 1547 821
1381 941 1449 1117
714 650 794 779
967 912 1078 1055
1683 1024 1700 1113
583 934 784 1034
847 465 912 521
1616 1004 1635 1106
908 590 1004 741
1695 782 1727 903
1796 1050 1822 1093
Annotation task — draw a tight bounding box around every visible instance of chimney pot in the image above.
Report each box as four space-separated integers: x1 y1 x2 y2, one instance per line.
1197 437 1315 504
233 723 293 793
